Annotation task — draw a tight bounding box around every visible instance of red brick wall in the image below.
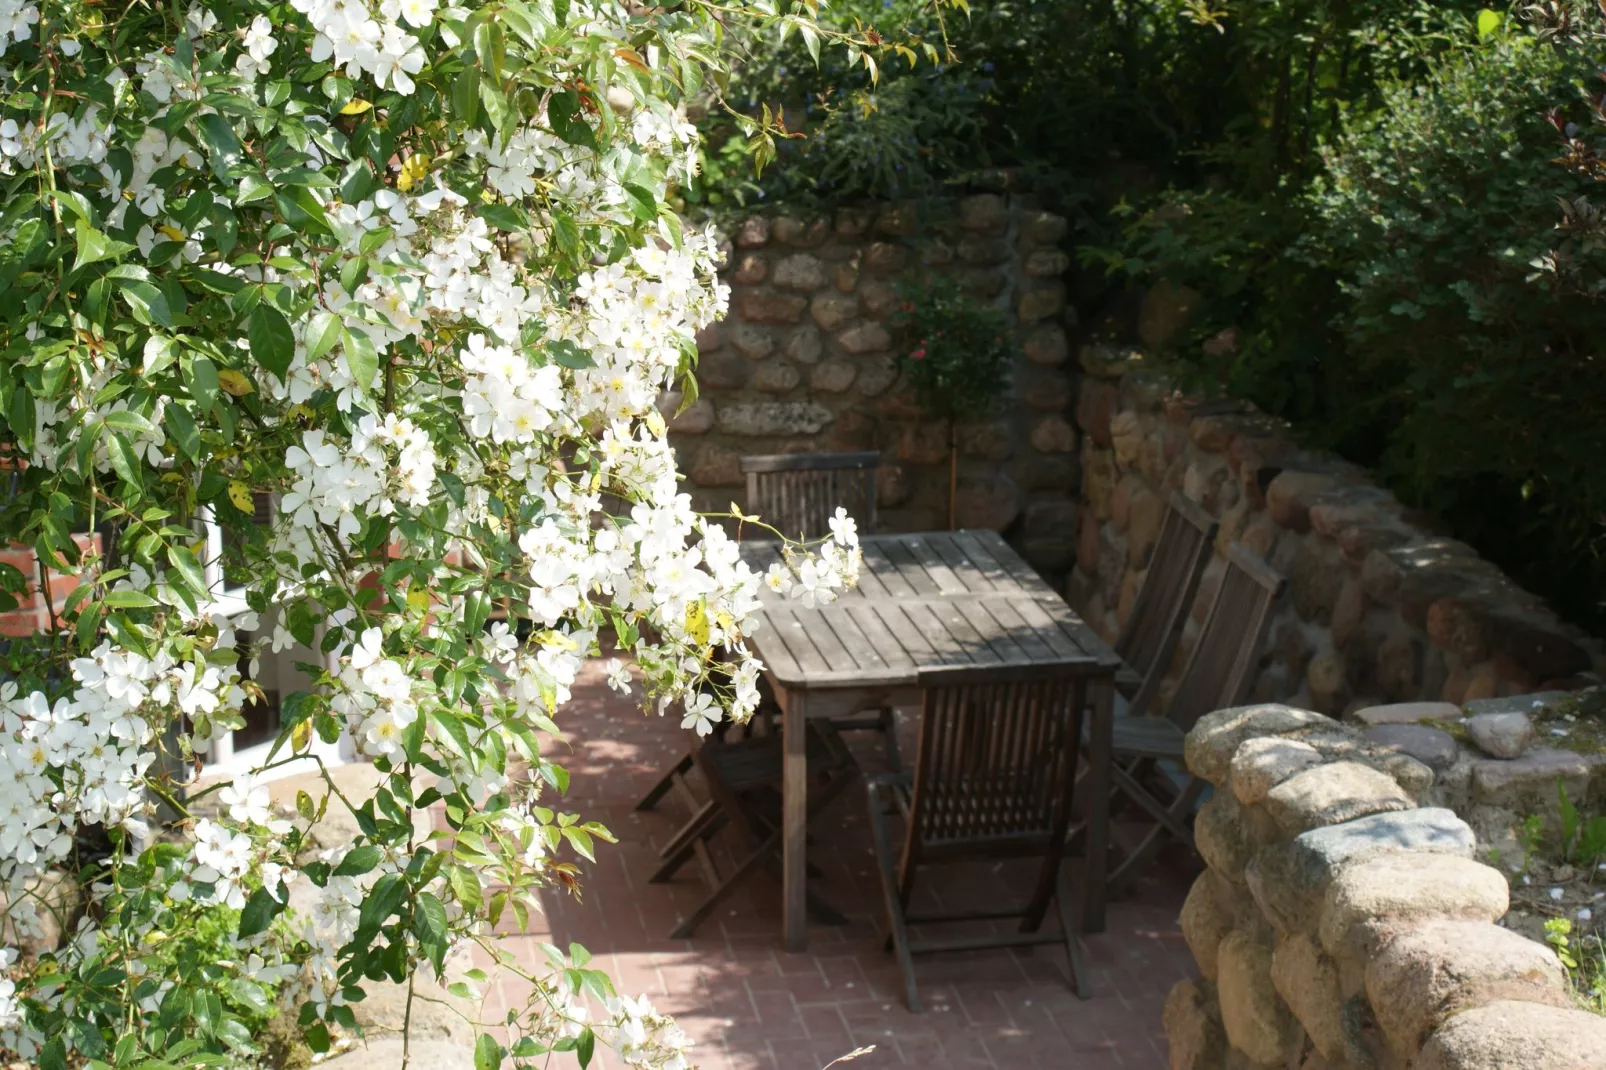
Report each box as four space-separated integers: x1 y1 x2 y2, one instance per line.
0 536 99 638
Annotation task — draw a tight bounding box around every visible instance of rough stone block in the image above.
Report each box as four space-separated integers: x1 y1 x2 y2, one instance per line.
809 294 858 332
1351 701 1459 726
773 216 830 247
784 325 823 364
954 474 1021 531
1229 737 1325 806
716 402 833 437
1291 538 1348 625
1024 324 1069 366
751 360 801 393
1415 1000 1606 1070
1021 366 1073 412
1110 410 1144 470
1022 210 1069 245
772 253 827 291
856 357 897 398
1018 496 1078 571
958 193 1008 233
731 252 767 285
1217 931 1301 1065
1465 711 1533 759
1024 247 1071 276
809 358 858 394
689 442 743 486
1361 724 1459 772
1318 854 1508 960
1264 761 1414 835
1196 790 1263 883
1266 472 1340 533
665 397 714 435
1249 808 1476 934
865 241 907 274
735 216 770 247
731 323 777 360
1185 704 1335 786
1164 978 1228 1070
1182 870 1239 981
738 290 807 324
1366 919 1570 1059
1030 414 1078 454
1018 282 1066 322
836 322 891 354
1270 933 1347 1060
1471 747 1594 810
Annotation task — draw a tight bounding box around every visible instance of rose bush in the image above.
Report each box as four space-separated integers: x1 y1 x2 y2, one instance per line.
0 0 882 1066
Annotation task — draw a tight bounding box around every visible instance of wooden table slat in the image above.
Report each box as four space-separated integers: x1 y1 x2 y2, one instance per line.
879 538 946 598
926 533 1007 594
793 603 870 675
858 540 918 599
828 604 904 675
958 531 1060 597
901 534 972 595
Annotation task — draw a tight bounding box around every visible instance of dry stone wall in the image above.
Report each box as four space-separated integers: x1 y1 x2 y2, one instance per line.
667 197 1080 575
1066 346 1604 719
1167 703 1606 1070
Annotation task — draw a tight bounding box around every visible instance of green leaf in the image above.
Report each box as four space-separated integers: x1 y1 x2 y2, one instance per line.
248 302 295 382
166 404 201 461
186 355 220 413
237 886 286 938
120 280 175 328
448 865 483 913
412 892 450 970
167 544 208 597
104 587 157 611
106 433 141 486
333 844 381 877
478 204 527 232
479 78 510 134
1477 8 1501 37
195 113 244 178
74 219 133 270
342 326 379 394
453 67 481 126
576 1026 595 1069
546 339 595 369
305 310 342 363
474 1033 501 1070
102 409 156 436
236 174 274 205
622 183 658 224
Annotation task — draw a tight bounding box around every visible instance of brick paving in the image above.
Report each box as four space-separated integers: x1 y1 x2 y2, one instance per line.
473 662 1197 1070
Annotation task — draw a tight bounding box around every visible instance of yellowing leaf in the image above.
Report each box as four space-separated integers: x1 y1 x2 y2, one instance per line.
217 369 254 396
396 154 430 192
291 718 313 753
684 598 710 648
158 225 186 242
227 480 254 512
340 98 374 115
407 588 431 614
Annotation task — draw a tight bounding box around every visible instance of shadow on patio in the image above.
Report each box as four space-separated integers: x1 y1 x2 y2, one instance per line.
472 661 1197 1070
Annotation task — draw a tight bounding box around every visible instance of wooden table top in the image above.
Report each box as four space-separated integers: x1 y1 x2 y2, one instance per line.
740 530 1123 689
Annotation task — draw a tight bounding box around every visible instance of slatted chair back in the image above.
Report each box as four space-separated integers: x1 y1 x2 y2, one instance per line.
904 662 1093 866
1113 492 1218 712
1165 543 1286 732
741 451 879 542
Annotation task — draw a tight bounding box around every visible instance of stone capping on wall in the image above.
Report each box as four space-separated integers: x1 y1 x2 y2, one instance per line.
1166 703 1606 1070
1066 345 1604 720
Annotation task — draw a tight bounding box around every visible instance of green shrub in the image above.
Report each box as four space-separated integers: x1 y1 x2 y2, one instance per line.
889 276 1017 419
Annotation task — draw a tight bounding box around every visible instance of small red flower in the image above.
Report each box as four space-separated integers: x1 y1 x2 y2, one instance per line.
910 348 926 360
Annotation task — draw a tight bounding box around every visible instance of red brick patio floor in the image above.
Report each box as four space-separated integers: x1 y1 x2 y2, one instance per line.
471 662 1198 1070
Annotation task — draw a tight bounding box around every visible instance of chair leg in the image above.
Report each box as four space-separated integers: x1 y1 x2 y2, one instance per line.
635 753 694 812
1053 864 1090 1000
669 826 782 939
650 806 726 884
878 707 902 773
867 781 922 1013
1105 776 1209 898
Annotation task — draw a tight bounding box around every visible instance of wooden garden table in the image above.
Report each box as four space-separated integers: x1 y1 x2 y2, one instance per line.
740 529 1124 952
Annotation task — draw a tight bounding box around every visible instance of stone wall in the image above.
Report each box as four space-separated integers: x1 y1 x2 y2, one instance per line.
1167 703 1606 1070
1067 347 1604 718
667 197 1081 575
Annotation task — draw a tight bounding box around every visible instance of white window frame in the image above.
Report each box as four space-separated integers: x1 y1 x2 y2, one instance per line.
196 505 354 783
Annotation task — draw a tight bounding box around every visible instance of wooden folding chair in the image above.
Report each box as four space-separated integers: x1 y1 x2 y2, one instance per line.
637 452 891 815
866 662 1096 1011
650 720 861 940
1101 543 1286 895
740 450 880 542
1111 492 1218 710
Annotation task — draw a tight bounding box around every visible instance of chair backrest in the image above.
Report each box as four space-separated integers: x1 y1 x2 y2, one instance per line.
1165 543 1286 732
904 662 1093 860
741 451 879 541
1114 492 1218 714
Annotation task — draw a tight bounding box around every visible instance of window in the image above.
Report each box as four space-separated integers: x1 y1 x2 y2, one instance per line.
197 496 353 781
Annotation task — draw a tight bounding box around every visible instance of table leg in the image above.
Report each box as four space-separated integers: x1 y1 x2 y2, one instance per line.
1082 677 1113 934
782 689 809 952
